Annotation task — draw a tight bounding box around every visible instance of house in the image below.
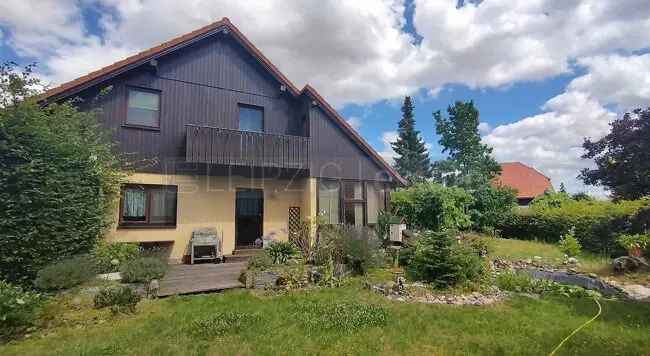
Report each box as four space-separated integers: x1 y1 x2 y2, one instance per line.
491 162 553 206
43 18 406 264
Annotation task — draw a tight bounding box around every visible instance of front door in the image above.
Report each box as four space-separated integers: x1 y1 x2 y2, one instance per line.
235 189 264 247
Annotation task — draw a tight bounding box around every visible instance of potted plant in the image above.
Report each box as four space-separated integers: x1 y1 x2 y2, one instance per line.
617 233 649 257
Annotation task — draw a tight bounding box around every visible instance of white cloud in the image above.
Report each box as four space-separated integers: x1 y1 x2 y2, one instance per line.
482 53 650 197
478 122 491 135
3 1 650 106
346 116 362 130
569 54 650 110
378 131 399 164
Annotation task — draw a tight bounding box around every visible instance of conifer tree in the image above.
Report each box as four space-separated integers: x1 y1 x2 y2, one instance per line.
391 96 432 183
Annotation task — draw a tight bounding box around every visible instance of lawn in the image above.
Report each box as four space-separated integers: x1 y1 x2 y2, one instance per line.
2 280 650 356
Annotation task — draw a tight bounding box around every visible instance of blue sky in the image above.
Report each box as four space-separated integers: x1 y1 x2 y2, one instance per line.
2 1 649 196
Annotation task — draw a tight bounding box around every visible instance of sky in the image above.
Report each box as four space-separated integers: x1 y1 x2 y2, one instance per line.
2 0 650 197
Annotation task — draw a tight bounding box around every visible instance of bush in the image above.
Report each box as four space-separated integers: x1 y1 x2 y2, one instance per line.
558 228 581 257
0 280 41 336
390 182 473 231
120 257 167 283
497 198 650 255
34 255 97 291
94 285 141 313
247 251 273 270
469 186 517 232
0 64 125 285
529 192 573 210
617 233 649 251
459 232 494 257
316 225 384 275
267 241 296 264
190 312 260 337
406 231 486 288
93 241 141 273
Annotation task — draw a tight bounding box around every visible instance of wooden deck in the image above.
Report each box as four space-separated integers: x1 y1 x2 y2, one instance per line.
158 262 246 297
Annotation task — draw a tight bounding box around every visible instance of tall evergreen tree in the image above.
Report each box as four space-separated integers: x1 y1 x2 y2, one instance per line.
433 100 500 189
391 96 432 183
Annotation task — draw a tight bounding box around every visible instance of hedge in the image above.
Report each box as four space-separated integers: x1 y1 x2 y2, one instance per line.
497 198 650 255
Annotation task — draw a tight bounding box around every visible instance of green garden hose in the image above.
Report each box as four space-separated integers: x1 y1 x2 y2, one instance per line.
549 297 602 356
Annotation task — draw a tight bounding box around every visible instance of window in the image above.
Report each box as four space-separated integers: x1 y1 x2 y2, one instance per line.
120 184 177 227
342 181 365 226
367 183 389 225
239 104 263 132
318 180 340 224
126 88 160 127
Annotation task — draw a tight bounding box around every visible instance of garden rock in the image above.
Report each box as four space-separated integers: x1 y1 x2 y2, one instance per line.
147 279 159 298
619 284 650 301
613 256 649 273
97 272 121 281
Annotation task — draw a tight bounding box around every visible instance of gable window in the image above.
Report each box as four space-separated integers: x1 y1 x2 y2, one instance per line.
239 104 263 132
120 184 177 227
126 88 160 128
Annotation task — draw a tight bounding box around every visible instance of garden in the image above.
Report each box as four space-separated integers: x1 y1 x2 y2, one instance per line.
2 64 650 355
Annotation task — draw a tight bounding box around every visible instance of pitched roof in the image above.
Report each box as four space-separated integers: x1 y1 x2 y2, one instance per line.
41 17 406 186
492 162 553 199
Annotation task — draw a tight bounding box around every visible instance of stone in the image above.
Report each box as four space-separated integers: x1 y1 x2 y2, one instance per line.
567 257 578 264
533 256 543 261
97 272 121 281
620 284 650 301
613 256 649 273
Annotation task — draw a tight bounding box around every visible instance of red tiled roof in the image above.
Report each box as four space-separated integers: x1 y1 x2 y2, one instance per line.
492 162 553 199
41 17 406 186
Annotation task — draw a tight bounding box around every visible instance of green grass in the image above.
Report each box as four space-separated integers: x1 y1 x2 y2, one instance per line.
2 282 650 355
491 238 650 284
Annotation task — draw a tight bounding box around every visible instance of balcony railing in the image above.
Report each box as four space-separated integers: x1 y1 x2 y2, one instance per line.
185 124 310 170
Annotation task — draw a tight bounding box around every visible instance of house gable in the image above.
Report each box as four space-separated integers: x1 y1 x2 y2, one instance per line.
42 18 405 185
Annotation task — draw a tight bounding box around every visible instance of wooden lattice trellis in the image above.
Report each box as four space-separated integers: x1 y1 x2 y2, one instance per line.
288 206 301 241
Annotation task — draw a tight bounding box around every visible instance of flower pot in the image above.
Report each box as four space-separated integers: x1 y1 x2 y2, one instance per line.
628 247 643 257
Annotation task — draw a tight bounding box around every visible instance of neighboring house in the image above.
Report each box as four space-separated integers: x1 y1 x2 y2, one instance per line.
492 162 553 206
43 18 406 263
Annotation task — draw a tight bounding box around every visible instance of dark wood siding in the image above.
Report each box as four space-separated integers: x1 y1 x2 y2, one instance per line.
72 31 392 183
309 106 391 182
75 34 302 175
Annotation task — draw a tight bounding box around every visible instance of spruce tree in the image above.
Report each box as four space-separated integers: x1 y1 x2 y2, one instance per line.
433 100 500 189
391 96 432 183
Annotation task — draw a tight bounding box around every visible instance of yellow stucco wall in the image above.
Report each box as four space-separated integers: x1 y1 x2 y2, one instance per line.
106 173 314 263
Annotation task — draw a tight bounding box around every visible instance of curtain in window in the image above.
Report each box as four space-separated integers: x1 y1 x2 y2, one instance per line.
344 202 364 227
318 180 340 224
123 188 146 221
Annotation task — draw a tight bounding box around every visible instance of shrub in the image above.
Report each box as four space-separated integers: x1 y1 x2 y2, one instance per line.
289 217 321 262
497 198 650 255
407 231 486 288
529 192 573 210
34 255 97 291
0 280 41 336
94 285 141 313
189 312 260 337
469 186 517 232
0 64 125 285
617 233 649 254
266 241 296 264
93 241 141 273
247 251 273 270
316 225 384 275
120 257 167 283
459 232 494 257
390 182 473 231
558 228 581 257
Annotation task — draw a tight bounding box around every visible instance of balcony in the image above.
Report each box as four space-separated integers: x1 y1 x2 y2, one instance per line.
185 124 310 170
